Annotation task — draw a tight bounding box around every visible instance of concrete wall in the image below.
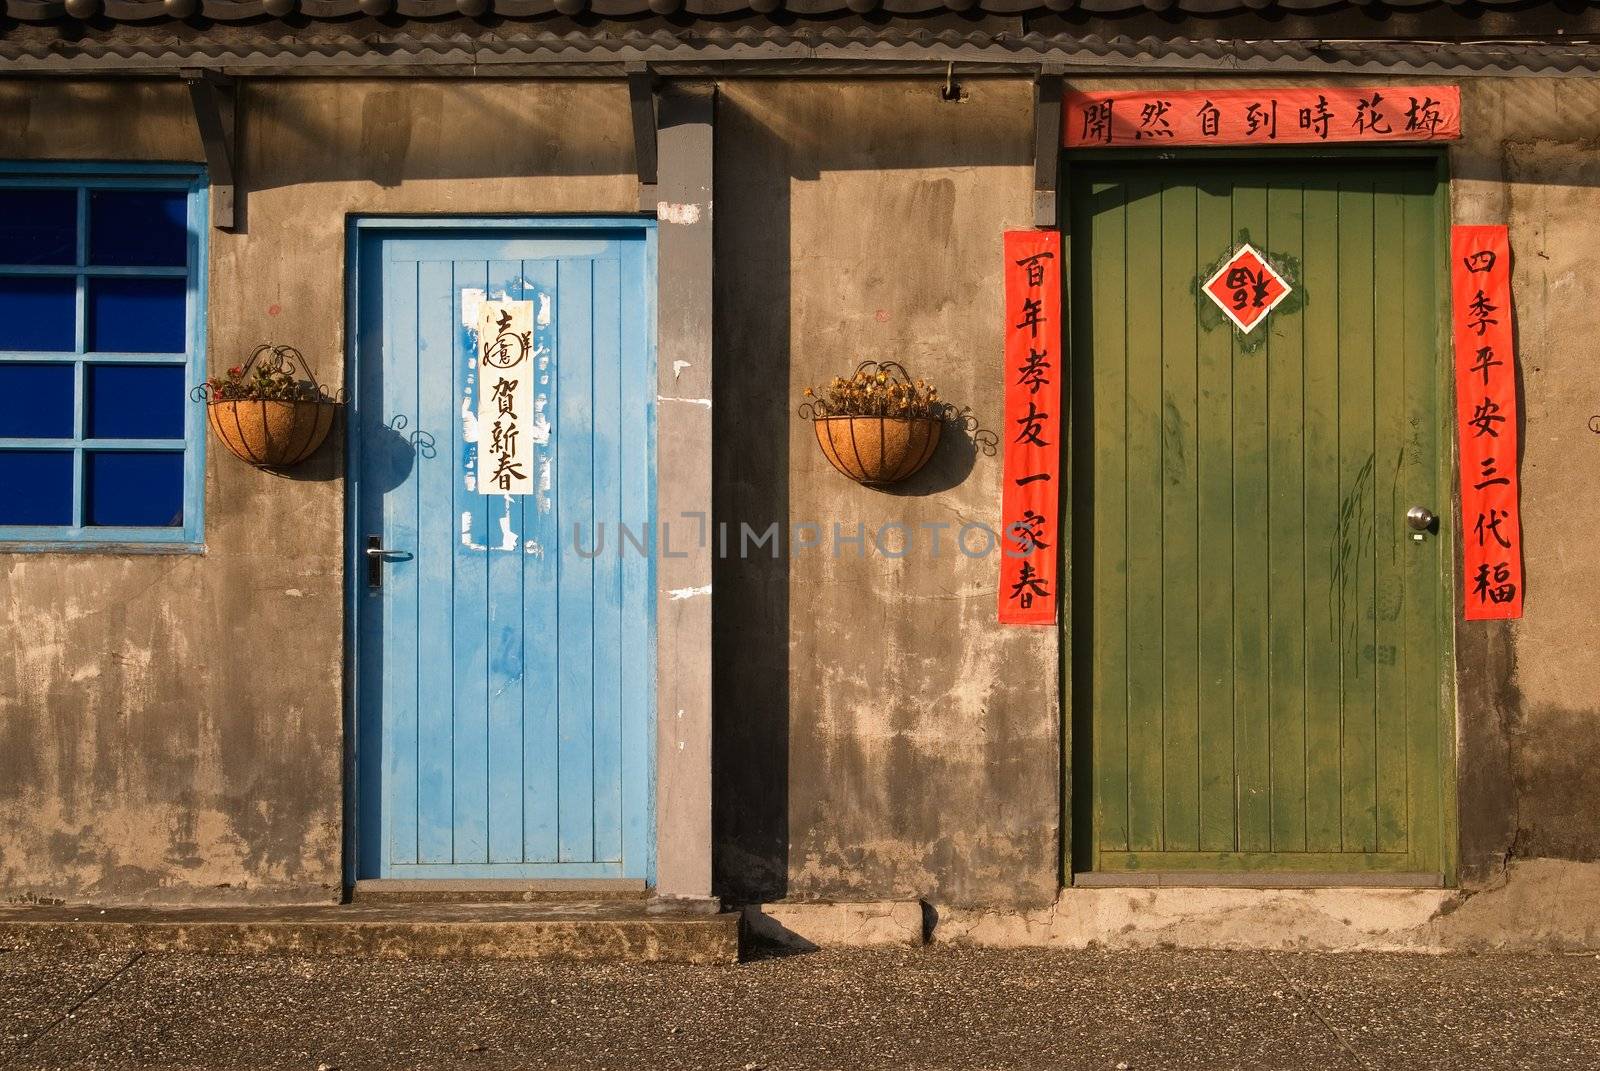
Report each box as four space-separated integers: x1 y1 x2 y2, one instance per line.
1451 79 1600 879
2 72 1597 912
0 78 635 903
709 74 1600 911
712 79 1061 910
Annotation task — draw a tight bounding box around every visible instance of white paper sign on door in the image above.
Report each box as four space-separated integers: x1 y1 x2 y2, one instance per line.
476 299 535 495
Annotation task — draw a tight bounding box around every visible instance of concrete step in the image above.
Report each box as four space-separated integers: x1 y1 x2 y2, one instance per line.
0 901 739 964
348 878 650 905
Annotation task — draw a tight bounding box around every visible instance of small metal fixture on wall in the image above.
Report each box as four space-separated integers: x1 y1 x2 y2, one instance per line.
195 343 343 470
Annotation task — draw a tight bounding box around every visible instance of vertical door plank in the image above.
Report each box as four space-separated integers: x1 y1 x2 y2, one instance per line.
1300 179 1344 853
1371 183 1411 855
521 258 562 863
1265 182 1308 853
1194 171 1237 853
1231 177 1273 852
1123 176 1167 854
485 258 528 864
415 258 459 864
590 252 626 863
1401 171 1444 872
618 236 655 874
1089 180 1130 856
1159 179 1201 854
452 260 492 865
556 257 597 863
381 257 421 868
1336 180 1379 855
1070 180 1099 871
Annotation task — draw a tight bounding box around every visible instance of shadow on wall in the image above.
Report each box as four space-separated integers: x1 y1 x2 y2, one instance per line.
236 80 637 196
712 91 793 903
238 409 350 484
877 417 999 497
709 83 1032 904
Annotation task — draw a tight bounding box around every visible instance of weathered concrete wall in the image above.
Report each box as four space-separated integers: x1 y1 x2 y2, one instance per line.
0 78 635 903
3 71 1597 913
1453 80 1600 876
711 74 1600 913
713 79 1062 910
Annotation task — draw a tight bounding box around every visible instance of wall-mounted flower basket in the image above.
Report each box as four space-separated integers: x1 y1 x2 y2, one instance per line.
813 415 942 486
800 361 951 487
197 344 342 470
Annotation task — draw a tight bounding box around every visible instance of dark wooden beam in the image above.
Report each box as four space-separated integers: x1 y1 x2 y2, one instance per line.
182 69 238 231
1032 63 1065 228
626 62 659 210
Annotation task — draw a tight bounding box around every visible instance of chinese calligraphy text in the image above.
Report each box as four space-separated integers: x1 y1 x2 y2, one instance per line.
1064 87 1461 149
1451 226 1523 620
1000 230 1063 625
1201 243 1292 333
476 298 535 496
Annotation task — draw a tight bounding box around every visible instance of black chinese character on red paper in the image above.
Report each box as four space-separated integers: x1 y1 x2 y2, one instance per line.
1471 561 1517 605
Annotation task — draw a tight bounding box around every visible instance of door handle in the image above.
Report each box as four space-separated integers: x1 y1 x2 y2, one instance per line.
1406 506 1438 536
365 535 411 589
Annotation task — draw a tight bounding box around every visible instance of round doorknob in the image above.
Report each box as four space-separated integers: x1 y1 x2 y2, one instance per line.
1406 506 1438 532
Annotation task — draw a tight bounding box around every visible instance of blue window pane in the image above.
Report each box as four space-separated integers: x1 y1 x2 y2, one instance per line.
87 363 185 440
88 277 186 353
0 276 76 352
89 190 188 268
0 189 78 266
84 450 183 527
0 362 75 438
0 450 73 525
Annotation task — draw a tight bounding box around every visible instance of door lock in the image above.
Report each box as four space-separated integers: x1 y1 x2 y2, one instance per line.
1406 506 1438 538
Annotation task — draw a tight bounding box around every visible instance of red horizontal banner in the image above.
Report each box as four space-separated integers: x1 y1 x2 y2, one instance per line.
999 229 1062 626
1064 86 1461 148
1452 225 1524 621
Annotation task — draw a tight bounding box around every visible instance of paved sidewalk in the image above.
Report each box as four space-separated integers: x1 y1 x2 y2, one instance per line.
3 945 1598 1070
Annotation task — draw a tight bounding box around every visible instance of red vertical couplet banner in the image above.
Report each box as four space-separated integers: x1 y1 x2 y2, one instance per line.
1452 225 1524 620
999 229 1063 625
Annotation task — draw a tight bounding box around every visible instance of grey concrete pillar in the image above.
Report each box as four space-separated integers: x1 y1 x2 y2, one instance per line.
653 83 715 901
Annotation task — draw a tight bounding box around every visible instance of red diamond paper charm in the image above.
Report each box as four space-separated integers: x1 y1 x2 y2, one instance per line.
1202 243 1291 334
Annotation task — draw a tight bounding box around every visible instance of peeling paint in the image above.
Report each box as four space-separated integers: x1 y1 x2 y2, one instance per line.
672 360 692 379
497 496 518 551
537 457 553 514
668 585 712 600
460 512 487 552
530 366 552 446
460 287 486 328
657 201 703 226
658 395 712 408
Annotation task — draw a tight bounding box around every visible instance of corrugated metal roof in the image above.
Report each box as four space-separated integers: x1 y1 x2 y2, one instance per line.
2 21 1598 75
1 0 1594 22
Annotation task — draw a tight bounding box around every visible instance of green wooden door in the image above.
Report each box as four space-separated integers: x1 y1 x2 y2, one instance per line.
1069 159 1452 881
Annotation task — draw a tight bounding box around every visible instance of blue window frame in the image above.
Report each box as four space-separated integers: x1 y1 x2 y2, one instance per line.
0 164 206 549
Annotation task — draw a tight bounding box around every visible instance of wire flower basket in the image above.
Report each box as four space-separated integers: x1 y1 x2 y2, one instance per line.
194 344 343 470
799 361 952 486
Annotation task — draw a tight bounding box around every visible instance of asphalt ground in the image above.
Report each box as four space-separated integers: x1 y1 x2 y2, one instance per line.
2 945 1598 1070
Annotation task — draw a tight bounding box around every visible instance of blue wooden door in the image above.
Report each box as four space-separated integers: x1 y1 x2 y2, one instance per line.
354 223 656 880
